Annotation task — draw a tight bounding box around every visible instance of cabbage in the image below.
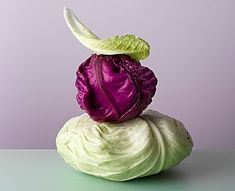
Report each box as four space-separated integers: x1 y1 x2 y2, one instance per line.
76 54 157 122
56 110 193 181
65 7 157 122
63 8 150 60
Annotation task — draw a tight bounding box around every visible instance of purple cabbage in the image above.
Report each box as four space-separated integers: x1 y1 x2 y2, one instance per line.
76 54 157 122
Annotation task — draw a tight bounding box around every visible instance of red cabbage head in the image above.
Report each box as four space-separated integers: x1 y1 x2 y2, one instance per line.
76 54 157 122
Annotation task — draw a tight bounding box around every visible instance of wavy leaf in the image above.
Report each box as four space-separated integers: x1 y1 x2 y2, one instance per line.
64 7 150 60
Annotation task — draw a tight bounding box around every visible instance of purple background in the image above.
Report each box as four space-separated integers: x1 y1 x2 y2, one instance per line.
0 0 234 149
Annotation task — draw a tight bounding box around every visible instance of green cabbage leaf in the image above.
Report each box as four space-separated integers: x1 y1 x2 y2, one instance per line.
64 8 150 60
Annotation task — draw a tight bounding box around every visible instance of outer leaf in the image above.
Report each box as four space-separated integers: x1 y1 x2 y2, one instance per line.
64 8 150 60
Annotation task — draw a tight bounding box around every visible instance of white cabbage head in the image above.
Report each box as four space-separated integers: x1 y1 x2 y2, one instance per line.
56 110 193 181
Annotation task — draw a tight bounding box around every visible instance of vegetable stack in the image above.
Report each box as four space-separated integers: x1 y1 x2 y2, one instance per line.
56 8 193 181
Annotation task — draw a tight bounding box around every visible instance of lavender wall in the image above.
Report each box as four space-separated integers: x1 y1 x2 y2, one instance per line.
0 0 234 149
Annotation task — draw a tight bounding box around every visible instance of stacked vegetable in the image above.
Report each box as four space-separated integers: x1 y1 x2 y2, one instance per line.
56 8 193 181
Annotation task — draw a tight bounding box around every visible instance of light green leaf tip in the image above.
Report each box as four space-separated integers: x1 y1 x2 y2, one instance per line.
63 7 150 60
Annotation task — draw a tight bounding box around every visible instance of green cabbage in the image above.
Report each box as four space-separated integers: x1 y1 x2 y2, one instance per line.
63 8 150 60
56 110 193 181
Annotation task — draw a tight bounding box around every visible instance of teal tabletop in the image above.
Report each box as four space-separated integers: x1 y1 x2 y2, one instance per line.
0 150 234 191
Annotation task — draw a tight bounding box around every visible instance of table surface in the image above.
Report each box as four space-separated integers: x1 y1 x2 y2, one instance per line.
0 149 234 191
